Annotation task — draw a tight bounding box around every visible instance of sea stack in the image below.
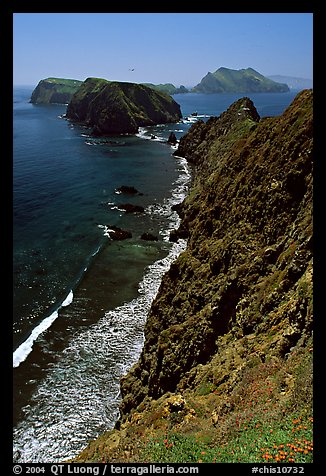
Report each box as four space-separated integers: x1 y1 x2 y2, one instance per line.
66 78 182 135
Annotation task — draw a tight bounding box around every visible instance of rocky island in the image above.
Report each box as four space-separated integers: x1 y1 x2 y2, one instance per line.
192 67 290 93
71 90 312 463
142 83 189 95
65 78 182 135
30 77 83 104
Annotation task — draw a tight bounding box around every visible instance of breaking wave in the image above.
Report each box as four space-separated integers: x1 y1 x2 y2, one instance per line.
13 154 191 463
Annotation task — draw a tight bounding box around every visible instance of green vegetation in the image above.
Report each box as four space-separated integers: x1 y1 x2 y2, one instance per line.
72 335 313 464
193 67 290 93
142 413 313 463
30 77 83 104
142 83 189 95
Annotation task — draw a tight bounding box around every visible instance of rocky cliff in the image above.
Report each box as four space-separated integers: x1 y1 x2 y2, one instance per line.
193 67 290 93
30 78 83 104
72 90 313 463
66 78 182 134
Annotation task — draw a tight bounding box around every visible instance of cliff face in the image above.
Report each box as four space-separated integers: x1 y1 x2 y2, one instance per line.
30 78 83 104
72 90 313 463
66 78 182 134
192 67 290 93
120 89 312 405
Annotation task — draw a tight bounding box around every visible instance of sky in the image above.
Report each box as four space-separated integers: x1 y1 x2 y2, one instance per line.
13 13 313 87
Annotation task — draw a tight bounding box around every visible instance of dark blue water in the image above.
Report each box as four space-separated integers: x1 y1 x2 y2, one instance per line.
13 86 299 462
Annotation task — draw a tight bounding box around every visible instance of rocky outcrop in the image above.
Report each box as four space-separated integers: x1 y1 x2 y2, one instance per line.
115 186 141 195
119 204 144 214
30 78 83 104
72 90 313 463
192 67 290 93
66 78 182 135
140 233 158 241
167 132 177 145
176 96 260 165
107 226 132 240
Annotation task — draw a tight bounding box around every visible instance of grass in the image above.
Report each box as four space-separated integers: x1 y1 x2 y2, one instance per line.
71 335 313 464
138 340 313 464
140 410 313 463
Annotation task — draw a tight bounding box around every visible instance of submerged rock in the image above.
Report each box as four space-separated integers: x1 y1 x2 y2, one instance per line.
115 186 140 195
119 204 144 214
140 233 158 241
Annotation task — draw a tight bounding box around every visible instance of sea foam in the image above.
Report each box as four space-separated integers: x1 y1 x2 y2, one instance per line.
13 237 188 462
13 290 74 368
13 155 191 463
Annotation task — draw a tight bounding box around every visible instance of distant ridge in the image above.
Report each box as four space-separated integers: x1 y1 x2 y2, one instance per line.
193 67 289 93
267 75 313 91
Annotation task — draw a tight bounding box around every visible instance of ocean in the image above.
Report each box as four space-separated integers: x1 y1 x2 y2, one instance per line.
13 86 299 462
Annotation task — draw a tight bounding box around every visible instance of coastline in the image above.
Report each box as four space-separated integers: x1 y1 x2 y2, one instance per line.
13 88 302 463
13 133 192 462
70 90 313 464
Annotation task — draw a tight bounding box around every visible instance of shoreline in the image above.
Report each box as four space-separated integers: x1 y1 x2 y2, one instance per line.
13 147 192 462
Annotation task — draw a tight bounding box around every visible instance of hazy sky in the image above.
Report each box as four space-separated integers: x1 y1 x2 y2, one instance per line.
13 13 313 87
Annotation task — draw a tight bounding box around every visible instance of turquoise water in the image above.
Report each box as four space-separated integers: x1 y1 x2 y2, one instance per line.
13 86 299 462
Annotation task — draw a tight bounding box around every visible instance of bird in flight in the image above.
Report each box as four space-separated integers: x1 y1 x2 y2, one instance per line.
129 68 135 71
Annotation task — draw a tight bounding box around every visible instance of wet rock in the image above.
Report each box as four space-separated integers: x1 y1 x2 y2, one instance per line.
140 233 158 241
107 226 132 240
119 204 144 213
115 186 140 195
169 230 179 242
168 132 177 145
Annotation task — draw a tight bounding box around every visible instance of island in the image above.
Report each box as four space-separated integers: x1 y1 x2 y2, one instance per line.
192 67 290 93
30 77 83 104
65 77 182 135
142 83 189 95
